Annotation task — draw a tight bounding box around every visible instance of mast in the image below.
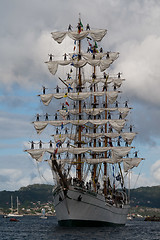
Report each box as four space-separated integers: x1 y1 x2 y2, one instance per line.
93 65 97 191
77 21 82 181
11 195 13 213
17 196 19 214
104 76 108 195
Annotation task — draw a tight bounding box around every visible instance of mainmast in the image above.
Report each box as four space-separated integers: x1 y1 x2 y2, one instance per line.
93 65 97 191
77 20 82 180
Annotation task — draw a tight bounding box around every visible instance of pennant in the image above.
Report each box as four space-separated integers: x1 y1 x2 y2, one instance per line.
61 122 64 129
80 21 83 27
63 106 68 112
112 165 115 178
64 93 68 98
116 174 121 182
56 140 62 147
54 148 58 154
66 101 69 106
81 126 85 132
78 23 81 33
95 41 98 48
88 40 92 47
72 54 77 59
68 84 73 90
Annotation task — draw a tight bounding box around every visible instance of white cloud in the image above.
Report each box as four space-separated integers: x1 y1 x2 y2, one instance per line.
115 35 160 105
0 111 31 140
0 164 54 191
151 160 160 182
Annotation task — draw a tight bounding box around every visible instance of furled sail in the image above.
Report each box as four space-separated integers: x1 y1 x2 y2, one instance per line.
51 29 107 44
46 58 114 75
26 146 132 162
33 119 126 134
58 107 130 118
40 91 118 106
52 132 136 144
83 77 124 87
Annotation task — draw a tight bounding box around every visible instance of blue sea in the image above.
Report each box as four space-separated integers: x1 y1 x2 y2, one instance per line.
0 216 160 240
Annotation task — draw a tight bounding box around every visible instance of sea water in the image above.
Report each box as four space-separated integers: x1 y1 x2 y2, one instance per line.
0 216 160 240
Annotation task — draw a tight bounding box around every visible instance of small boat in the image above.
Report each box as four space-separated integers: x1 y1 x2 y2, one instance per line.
6 196 23 218
40 208 47 219
127 214 133 220
10 218 19 222
144 216 160 222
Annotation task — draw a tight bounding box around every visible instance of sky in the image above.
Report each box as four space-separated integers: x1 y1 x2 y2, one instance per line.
0 0 160 191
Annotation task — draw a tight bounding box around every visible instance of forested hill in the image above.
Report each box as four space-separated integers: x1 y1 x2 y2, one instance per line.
130 185 160 208
0 184 160 209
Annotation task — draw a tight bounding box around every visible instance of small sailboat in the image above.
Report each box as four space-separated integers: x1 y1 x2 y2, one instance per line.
40 208 47 219
6 196 23 217
25 17 144 227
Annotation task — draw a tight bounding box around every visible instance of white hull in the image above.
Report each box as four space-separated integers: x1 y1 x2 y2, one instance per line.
40 216 48 219
53 186 129 227
6 213 23 217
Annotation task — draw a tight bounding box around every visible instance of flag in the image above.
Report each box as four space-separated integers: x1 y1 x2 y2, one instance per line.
68 84 73 90
72 54 77 59
56 140 62 148
88 40 92 47
63 106 68 112
116 174 121 182
54 148 58 154
112 165 115 178
80 20 83 28
61 122 64 129
95 41 98 48
64 93 68 98
66 101 69 106
81 125 85 132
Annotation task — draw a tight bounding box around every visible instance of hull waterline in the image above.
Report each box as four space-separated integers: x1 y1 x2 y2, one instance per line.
53 186 129 227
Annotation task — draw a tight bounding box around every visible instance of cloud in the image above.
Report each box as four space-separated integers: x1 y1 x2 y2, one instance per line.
115 35 160 105
151 160 160 182
0 111 31 140
0 160 53 191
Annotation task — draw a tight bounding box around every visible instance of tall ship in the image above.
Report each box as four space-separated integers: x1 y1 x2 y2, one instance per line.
25 18 144 226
